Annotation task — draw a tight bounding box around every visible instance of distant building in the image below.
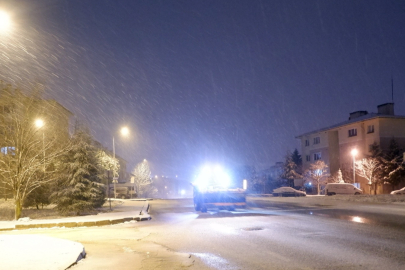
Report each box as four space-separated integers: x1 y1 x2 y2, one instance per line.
41 99 73 139
258 162 284 180
296 103 405 194
153 175 192 199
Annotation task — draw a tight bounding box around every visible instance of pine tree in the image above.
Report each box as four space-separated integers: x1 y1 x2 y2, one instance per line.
381 139 405 187
52 130 105 215
280 151 301 187
23 179 51 209
291 149 303 175
369 142 382 158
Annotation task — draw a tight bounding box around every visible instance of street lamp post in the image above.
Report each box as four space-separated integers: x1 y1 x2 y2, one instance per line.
112 136 116 198
112 126 129 198
35 119 45 171
351 149 358 184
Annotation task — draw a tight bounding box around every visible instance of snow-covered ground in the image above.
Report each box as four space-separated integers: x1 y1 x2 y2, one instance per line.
250 194 405 204
308 194 405 204
0 199 124 221
0 235 85 270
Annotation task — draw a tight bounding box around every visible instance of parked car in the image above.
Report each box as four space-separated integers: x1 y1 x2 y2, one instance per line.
325 183 362 195
391 187 405 195
273 187 306 197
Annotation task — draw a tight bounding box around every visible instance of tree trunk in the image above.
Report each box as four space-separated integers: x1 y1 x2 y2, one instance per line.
317 183 320 195
15 198 22 220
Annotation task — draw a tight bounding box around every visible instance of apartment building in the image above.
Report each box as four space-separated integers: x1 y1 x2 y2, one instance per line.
296 103 405 193
258 162 284 180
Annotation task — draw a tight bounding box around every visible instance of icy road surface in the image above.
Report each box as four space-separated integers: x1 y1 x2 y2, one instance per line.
2 197 405 269
138 197 405 269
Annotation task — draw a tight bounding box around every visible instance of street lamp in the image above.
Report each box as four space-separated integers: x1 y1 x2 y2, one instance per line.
35 119 44 128
112 126 129 198
0 10 11 33
35 119 45 171
351 149 358 184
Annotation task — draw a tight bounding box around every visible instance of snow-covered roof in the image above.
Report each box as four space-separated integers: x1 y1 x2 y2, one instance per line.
296 112 405 138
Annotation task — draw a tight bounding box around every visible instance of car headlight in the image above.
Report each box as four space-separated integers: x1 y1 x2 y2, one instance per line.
194 164 232 189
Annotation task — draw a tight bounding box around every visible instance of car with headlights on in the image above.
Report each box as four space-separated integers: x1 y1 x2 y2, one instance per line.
272 187 306 197
391 187 405 195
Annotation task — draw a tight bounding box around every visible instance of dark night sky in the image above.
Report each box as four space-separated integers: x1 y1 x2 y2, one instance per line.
1 0 405 178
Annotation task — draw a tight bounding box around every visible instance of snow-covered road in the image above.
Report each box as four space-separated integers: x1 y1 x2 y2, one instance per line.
2 197 405 269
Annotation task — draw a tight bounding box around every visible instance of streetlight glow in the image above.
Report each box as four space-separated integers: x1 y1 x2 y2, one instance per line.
120 126 129 136
35 119 44 128
0 10 11 32
351 149 358 157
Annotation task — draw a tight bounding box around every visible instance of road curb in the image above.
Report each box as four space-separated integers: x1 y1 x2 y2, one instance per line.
5 216 151 231
1 202 151 231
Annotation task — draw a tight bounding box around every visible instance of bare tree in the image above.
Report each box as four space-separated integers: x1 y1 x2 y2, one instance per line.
305 160 328 195
97 150 120 197
355 158 380 195
97 150 120 173
0 83 70 219
131 160 152 198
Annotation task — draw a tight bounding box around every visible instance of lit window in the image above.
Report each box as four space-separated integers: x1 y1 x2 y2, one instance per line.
314 152 321 160
367 125 374 134
348 129 357 137
313 137 320 144
306 155 310 162
305 140 309 146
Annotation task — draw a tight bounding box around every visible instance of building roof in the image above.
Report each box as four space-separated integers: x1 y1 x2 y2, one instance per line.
45 99 73 116
296 113 405 138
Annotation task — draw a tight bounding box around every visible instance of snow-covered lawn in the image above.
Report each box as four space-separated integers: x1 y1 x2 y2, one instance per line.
0 198 124 221
308 194 405 204
0 235 85 270
249 194 405 205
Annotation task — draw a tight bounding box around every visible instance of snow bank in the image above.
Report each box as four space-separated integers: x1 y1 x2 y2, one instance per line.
0 235 85 270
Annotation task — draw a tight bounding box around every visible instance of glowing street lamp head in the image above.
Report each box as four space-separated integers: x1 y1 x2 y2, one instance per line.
35 119 44 128
120 126 129 136
351 149 358 157
0 10 11 32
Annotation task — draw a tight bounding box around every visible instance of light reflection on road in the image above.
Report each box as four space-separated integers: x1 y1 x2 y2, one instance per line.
351 216 365 223
306 210 373 225
209 223 238 235
191 253 238 270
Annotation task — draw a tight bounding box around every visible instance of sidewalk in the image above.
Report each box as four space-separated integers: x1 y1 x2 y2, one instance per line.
0 199 151 231
0 199 152 270
0 235 86 270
